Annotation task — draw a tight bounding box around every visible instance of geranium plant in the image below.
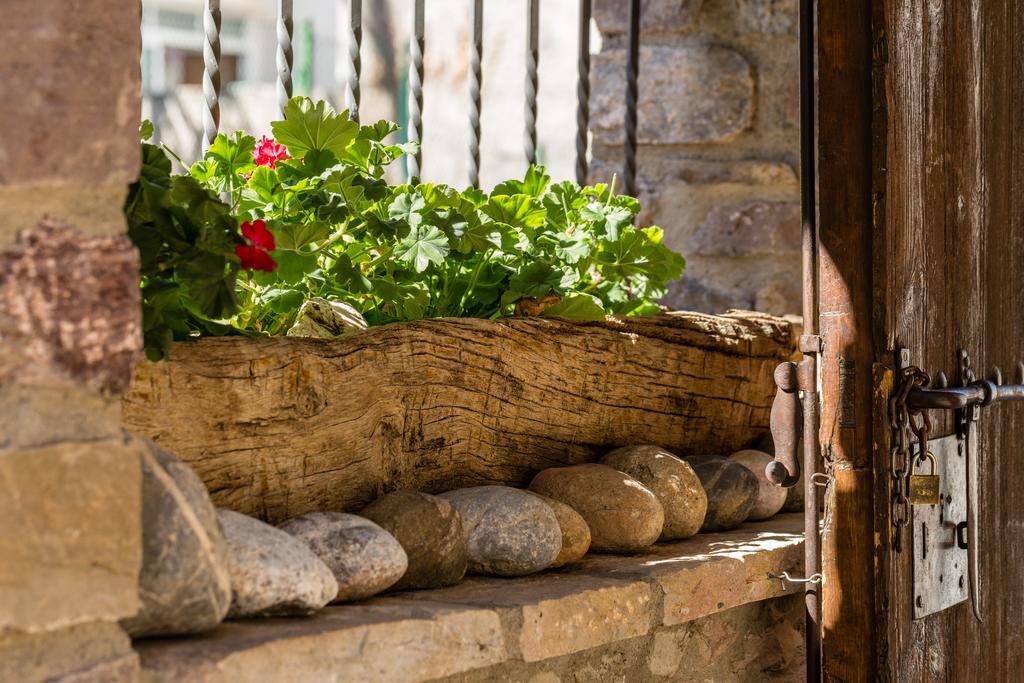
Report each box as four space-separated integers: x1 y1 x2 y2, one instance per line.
126 97 685 360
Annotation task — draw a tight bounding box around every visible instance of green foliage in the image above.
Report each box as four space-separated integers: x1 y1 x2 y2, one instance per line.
127 99 686 359
125 125 241 360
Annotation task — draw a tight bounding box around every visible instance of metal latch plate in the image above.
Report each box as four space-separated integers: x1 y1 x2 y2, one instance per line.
913 433 969 619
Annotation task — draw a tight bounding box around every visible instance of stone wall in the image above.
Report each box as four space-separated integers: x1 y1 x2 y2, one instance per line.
0 1 145 681
590 0 801 316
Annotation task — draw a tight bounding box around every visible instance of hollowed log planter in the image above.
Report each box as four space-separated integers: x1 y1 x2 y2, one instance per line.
123 311 795 523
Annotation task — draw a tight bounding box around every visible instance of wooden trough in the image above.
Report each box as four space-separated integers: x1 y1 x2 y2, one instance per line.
123 310 795 523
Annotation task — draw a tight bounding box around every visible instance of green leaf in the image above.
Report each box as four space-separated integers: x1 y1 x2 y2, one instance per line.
553 234 592 264
245 166 280 202
481 195 546 231
492 165 550 198
540 293 607 320
388 193 426 226
206 131 256 171
395 225 449 272
580 202 633 241
271 96 359 159
260 287 306 314
328 253 373 292
357 120 400 142
505 261 576 301
140 120 155 142
272 249 320 284
274 220 332 251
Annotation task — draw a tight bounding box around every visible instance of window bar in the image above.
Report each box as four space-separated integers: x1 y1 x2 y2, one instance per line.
467 0 483 188
524 0 540 166
623 0 640 197
202 0 221 154
575 0 591 185
407 0 425 179
346 0 362 121
277 0 294 115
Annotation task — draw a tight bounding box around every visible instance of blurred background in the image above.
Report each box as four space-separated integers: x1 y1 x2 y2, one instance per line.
141 0 585 189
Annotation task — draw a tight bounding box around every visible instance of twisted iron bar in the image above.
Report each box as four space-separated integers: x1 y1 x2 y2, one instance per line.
467 0 483 188
346 0 362 121
407 0 425 179
202 0 222 153
575 0 591 185
623 0 640 197
277 0 294 115
524 0 540 167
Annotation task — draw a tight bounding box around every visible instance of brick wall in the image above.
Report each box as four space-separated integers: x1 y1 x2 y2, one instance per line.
0 2 145 681
590 0 801 316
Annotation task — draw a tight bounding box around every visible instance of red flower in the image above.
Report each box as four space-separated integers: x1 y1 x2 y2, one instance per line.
252 136 291 169
235 220 277 272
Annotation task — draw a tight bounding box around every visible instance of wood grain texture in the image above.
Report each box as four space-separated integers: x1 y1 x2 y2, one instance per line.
870 1 1024 680
815 1 876 680
123 312 794 523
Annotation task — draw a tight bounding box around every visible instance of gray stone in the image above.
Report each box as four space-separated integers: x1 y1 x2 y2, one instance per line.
278 512 407 602
755 275 802 317
665 277 747 316
690 202 801 257
439 486 562 576
600 445 708 540
122 439 231 638
286 298 367 338
729 449 788 520
218 509 337 618
361 491 468 590
528 464 664 553
685 454 759 531
591 46 753 145
528 493 592 567
736 0 798 35
593 0 703 35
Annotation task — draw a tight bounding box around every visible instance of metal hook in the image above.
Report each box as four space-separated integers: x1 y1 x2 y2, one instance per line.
935 371 948 388
1017 360 1024 385
991 366 1003 386
767 571 823 591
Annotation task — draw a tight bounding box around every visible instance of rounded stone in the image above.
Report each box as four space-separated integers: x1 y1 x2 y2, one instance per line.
684 455 759 532
439 486 562 576
278 512 408 602
729 449 788 520
527 463 664 553
528 492 592 567
599 445 708 540
218 509 338 618
360 490 468 590
122 439 231 638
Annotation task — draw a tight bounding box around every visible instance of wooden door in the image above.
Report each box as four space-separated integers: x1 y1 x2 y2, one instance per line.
816 1 1024 680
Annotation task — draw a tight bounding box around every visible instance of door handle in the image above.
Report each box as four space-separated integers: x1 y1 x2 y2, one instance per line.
766 361 802 487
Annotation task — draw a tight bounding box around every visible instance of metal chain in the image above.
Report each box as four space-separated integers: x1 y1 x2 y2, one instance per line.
889 366 930 551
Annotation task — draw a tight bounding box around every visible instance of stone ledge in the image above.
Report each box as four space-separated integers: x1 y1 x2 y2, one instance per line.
136 514 803 683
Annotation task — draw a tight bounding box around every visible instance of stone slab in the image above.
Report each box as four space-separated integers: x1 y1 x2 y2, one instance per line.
136 515 804 681
565 515 804 625
136 603 507 683
397 573 656 662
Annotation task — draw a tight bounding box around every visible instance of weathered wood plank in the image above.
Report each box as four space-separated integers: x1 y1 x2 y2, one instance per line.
123 311 794 523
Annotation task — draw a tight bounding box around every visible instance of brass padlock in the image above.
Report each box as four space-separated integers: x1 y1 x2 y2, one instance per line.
909 451 941 505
